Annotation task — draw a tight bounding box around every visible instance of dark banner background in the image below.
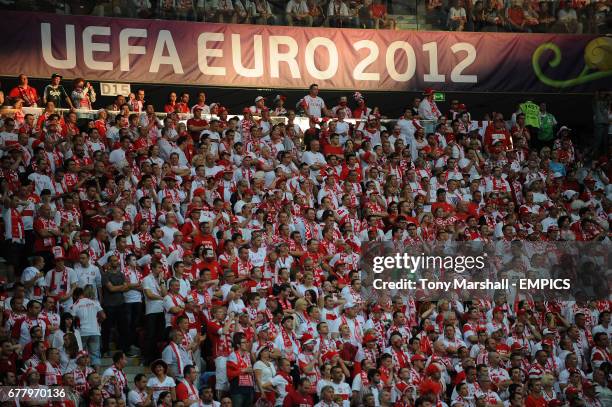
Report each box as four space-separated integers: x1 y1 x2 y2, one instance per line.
0 11 610 93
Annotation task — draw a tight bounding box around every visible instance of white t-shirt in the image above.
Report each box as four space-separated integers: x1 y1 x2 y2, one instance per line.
253 360 276 392
163 294 185 327
73 263 102 300
330 381 352 407
303 95 326 118
20 266 45 301
303 150 327 178
147 375 176 405
142 274 164 315
270 374 290 407
70 298 103 336
248 247 267 267
44 267 78 309
127 389 148 407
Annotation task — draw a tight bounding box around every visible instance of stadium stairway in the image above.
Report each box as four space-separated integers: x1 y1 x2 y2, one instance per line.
98 354 148 385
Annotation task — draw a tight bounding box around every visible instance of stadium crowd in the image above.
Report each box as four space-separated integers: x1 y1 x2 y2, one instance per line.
0 72 610 407
1 1 610 33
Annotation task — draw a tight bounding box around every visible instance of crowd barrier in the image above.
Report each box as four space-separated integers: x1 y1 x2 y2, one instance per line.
2 106 489 136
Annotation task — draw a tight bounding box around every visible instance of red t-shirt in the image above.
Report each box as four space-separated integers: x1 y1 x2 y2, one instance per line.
282 390 314 407
186 118 208 141
370 4 386 18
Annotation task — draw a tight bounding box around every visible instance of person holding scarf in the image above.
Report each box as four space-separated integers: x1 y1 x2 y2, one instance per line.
226 332 255 407
418 88 442 121
44 246 78 313
175 364 202 406
274 315 300 364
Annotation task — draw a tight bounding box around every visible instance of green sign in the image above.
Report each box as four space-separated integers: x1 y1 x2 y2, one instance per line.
434 92 445 102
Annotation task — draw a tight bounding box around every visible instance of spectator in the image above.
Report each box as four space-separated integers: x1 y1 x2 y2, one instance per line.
176 0 196 20
535 1 556 32
556 2 583 33
253 0 275 25
42 73 74 110
448 0 467 31
357 0 375 28
427 0 448 29
307 0 326 27
159 0 177 19
286 0 313 26
482 0 505 31
71 78 96 110
8 74 39 107
235 0 256 24
418 88 441 121
370 0 395 29
328 0 352 28
206 0 237 23
506 0 532 32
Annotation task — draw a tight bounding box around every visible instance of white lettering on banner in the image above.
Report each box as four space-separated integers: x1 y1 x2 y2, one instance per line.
231 34 263 77
422 42 445 82
83 26 113 71
37 22 479 86
119 28 147 71
150 30 184 73
450 43 478 83
269 36 300 79
304 37 338 80
197 33 226 76
353 40 380 81
386 41 416 82
41 23 76 69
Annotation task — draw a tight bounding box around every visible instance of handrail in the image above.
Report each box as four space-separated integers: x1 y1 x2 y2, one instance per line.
1 106 445 132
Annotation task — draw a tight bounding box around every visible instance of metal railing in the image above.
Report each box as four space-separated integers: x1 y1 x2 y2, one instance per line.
2 1 609 34
0 106 448 133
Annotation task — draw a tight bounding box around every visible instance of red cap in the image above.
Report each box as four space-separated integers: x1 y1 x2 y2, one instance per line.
542 339 554 347
423 88 435 96
493 306 504 314
411 354 426 363
425 325 437 333
565 386 579 396
371 305 383 312
511 342 525 351
322 350 339 362
496 343 511 355
301 334 316 345
363 333 377 344
425 364 440 375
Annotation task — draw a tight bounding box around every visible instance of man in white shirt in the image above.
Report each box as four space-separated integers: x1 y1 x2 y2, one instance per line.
161 329 193 379
301 84 327 118
327 0 352 27
418 88 442 121
27 158 55 196
286 0 312 26
302 140 327 179
108 136 131 168
70 289 104 367
330 365 352 407
142 262 167 365
20 255 45 302
73 251 102 300
0 118 19 156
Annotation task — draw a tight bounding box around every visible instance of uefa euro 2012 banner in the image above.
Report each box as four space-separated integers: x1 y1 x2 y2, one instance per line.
0 11 610 92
